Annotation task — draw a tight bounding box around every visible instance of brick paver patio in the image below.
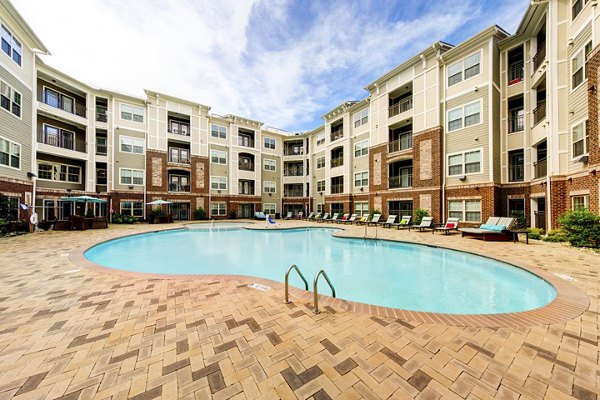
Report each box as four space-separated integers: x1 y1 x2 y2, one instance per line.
0 221 598 399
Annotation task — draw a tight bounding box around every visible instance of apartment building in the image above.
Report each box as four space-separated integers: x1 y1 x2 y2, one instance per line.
1 0 599 228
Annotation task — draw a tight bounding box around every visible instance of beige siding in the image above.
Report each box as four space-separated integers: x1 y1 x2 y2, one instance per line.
114 128 145 190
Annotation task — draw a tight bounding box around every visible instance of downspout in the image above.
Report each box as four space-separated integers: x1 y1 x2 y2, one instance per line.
438 51 447 221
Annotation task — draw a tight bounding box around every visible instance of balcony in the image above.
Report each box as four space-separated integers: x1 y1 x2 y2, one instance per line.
388 132 412 153
283 146 304 156
169 155 190 164
168 121 190 136
331 157 344 168
508 165 524 182
389 174 412 189
96 106 108 123
533 158 547 179
96 142 107 156
532 42 546 71
508 62 524 85
238 161 255 171
37 129 86 153
238 137 254 148
284 189 304 197
508 115 524 133
168 183 190 192
330 184 344 194
388 97 413 118
38 90 86 118
283 166 303 176
330 126 343 142
533 100 546 125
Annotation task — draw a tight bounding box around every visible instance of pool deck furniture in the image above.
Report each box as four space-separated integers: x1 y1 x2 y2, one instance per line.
366 214 382 226
309 212 320 221
297 212 303 220
342 214 357 224
316 213 330 223
392 215 412 229
355 215 370 225
305 212 314 220
335 214 350 224
510 229 529 244
460 217 515 241
380 215 397 228
254 212 266 220
284 212 293 220
433 217 460 235
327 213 340 223
409 216 434 232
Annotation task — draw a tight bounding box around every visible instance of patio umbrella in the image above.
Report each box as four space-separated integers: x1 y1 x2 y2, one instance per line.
60 195 107 203
146 200 173 205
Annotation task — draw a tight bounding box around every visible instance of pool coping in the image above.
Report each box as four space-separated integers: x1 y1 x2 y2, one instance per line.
69 224 589 328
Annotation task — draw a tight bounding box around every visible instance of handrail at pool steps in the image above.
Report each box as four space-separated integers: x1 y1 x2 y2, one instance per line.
284 264 308 304
313 269 336 314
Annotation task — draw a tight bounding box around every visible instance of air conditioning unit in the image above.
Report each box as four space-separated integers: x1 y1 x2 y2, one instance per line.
458 175 467 181
575 155 589 163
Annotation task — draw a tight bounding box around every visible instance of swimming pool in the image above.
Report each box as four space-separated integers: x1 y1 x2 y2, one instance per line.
84 227 557 314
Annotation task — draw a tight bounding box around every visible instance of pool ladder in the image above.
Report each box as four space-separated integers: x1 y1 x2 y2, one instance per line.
284 264 336 314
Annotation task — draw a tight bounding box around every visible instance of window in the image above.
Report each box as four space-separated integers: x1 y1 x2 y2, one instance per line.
169 120 189 136
211 202 227 216
211 176 227 190
448 150 481 176
120 168 144 185
447 100 481 131
37 162 81 183
120 104 144 122
210 149 227 164
355 202 369 216
572 120 588 157
316 134 325 146
120 201 143 217
263 159 276 171
354 171 368 187
0 136 20 169
169 147 190 164
354 140 368 158
263 203 276 215
572 0 590 20
0 196 19 220
211 124 227 139
508 198 525 217
353 109 368 128
316 156 325 169
0 80 21 117
1 24 21 66
264 137 276 149
571 195 589 210
447 51 481 86
120 136 144 154
316 203 324 213
572 41 592 90
448 200 481 222
263 181 276 193
316 180 325 193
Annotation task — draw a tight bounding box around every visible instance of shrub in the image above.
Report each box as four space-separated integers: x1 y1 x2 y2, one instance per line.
111 213 136 224
149 207 167 218
527 227 544 240
558 209 600 248
229 210 237 219
414 208 429 225
194 207 207 220
510 211 528 229
543 229 569 243
85 209 95 218
369 209 382 219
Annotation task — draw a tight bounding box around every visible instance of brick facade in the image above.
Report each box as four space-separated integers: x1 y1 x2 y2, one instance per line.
0 177 33 220
445 185 498 227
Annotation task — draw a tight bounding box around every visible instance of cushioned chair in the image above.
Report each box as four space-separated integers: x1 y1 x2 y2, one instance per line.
366 214 382 226
284 212 293 220
254 212 266 220
342 214 357 224
317 213 330 223
432 217 460 235
409 216 433 232
328 213 340 223
380 215 397 228
459 217 515 241
393 215 412 229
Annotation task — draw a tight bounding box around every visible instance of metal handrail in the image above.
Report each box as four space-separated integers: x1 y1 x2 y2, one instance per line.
313 269 336 314
284 264 308 304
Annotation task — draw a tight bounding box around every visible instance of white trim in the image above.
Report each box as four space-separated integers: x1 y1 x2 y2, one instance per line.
0 21 22 68
446 49 483 87
488 38 494 182
444 81 490 102
569 40 592 93
0 78 23 120
119 135 145 155
446 147 484 177
570 118 588 160
119 102 145 123
353 140 369 158
262 180 276 193
353 170 369 187
446 98 483 133
263 158 276 171
0 135 21 170
118 167 145 186
210 176 227 190
210 149 227 165
37 160 82 184
447 198 482 223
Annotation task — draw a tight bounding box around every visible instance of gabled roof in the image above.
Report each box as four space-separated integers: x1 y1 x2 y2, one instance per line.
0 0 49 54
144 89 211 111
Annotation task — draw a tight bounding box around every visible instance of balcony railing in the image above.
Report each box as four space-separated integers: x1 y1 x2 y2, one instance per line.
169 156 190 164
284 147 304 156
96 106 108 122
533 42 546 71
533 100 546 125
388 97 413 118
533 158 547 179
331 157 344 168
330 184 344 194
508 62 524 84
168 127 190 136
388 133 412 153
284 190 304 197
37 129 86 153
38 91 86 118
330 129 343 142
96 144 107 155
508 165 524 182
238 161 255 171
284 169 303 177
168 183 190 192
389 174 413 189
508 115 524 133
238 137 254 148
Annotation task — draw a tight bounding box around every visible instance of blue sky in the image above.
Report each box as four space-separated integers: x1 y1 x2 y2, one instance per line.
14 0 527 132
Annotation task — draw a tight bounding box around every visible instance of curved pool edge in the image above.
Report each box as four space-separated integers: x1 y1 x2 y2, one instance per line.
69 224 589 328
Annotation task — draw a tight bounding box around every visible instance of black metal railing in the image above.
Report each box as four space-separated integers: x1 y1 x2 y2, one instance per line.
508 115 524 133
238 161 255 171
331 157 344 168
168 126 190 136
283 169 303 177
37 129 86 153
533 158 547 179
38 91 86 118
330 184 344 194
283 146 304 156
508 62 524 84
96 144 107 155
168 183 190 192
389 174 413 189
533 42 546 71
330 129 343 142
169 156 190 164
533 100 546 125
388 97 413 117
96 106 108 122
508 165 524 182
238 137 254 148
388 133 412 153
284 190 304 197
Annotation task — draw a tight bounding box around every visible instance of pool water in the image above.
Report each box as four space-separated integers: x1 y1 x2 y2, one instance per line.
85 228 557 314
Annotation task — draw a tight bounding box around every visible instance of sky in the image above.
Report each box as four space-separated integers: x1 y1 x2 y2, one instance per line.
13 0 528 132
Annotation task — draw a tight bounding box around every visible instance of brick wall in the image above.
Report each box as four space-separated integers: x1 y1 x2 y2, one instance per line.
412 127 443 188
147 150 167 192
587 47 600 168
445 185 497 227
0 178 33 220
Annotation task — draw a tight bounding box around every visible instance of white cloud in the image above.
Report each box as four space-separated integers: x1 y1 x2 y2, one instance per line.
12 0 497 130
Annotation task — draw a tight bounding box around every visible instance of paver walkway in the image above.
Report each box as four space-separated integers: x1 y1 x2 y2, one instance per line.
0 221 598 399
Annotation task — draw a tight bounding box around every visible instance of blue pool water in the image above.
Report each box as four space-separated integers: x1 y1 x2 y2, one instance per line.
85 227 557 314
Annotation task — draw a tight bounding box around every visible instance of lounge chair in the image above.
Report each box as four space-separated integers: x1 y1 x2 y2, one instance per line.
254 212 266 220
297 212 303 220
317 213 330 223
328 213 340 223
355 215 370 225
432 217 460 235
394 215 412 229
380 215 397 228
336 213 350 224
409 216 434 232
460 217 515 241
367 214 382 226
342 214 357 224
284 211 293 220
305 212 314 220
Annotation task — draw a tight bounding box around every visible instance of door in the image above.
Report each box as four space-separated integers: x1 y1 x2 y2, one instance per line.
170 203 190 221
533 198 546 231
239 204 254 218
